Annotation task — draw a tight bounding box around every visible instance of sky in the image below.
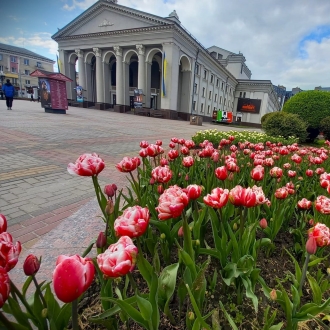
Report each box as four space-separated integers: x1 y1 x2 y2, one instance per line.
2 0 330 91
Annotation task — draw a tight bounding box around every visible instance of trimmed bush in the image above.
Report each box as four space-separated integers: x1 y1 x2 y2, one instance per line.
261 112 276 128
263 112 308 143
320 116 330 140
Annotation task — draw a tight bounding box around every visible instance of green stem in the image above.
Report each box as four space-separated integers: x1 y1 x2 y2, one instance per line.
9 280 35 317
239 207 245 242
127 272 138 292
92 176 107 219
182 212 194 262
299 253 311 294
0 311 17 330
129 172 141 204
32 275 47 309
71 299 78 330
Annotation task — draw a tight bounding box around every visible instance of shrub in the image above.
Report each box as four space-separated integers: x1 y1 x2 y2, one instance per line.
261 112 276 128
263 112 308 143
320 116 330 140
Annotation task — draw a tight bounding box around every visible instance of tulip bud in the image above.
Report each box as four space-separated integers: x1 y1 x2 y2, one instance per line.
188 311 195 321
270 289 277 301
306 236 317 255
259 218 268 229
96 232 107 249
23 254 40 276
112 184 118 191
157 184 164 195
105 200 114 215
178 226 184 237
195 239 200 246
41 309 48 318
327 268 330 276
309 219 314 226
149 178 155 185
233 223 238 231
160 233 166 239
104 184 115 198
185 174 189 181
0 214 7 234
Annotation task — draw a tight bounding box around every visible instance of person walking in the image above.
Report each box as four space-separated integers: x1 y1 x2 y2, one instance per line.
2 79 15 110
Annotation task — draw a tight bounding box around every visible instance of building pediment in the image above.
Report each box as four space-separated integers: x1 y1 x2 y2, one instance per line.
52 0 171 40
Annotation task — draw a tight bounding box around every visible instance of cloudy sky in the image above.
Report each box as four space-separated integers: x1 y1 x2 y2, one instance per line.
2 0 330 90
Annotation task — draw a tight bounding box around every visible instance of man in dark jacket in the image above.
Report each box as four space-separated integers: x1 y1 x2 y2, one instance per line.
2 79 15 110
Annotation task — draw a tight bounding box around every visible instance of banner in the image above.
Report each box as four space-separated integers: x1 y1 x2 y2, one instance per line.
39 78 52 108
162 52 167 97
76 86 83 102
56 54 61 73
237 98 261 114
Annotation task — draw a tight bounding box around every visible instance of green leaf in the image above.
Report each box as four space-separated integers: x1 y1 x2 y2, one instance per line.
136 294 153 321
241 277 259 312
219 301 238 330
137 251 153 288
107 298 149 328
149 272 160 330
55 303 72 330
308 254 330 267
44 283 61 323
307 273 322 305
295 297 330 321
179 249 197 279
22 276 33 298
269 323 284 330
6 296 34 329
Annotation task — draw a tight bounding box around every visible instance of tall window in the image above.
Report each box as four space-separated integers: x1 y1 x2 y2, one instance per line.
200 103 204 113
25 70 30 75
195 64 199 75
203 70 207 79
10 56 17 63
243 92 246 98
194 83 198 94
216 79 219 87
221 82 224 90
207 105 210 114
209 91 212 99
214 94 218 102
11 67 17 73
210 75 214 83
239 92 242 97
224 98 226 106
219 96 222 104
24 59 29 65
202 87 205 97
193 101 196 111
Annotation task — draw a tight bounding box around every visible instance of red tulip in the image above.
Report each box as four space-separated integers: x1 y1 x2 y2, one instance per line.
115 157 140 172
305 169 313 177
171 137 179 143
0 267 10 308
0 232 22 271
0 214 7 234
53 255 95 303
291 154 302 164
306 236 317 254
156 185 189 220
184 184 202 200
151 166 173 183
315 195 330 214
229 186 257 208
297 198 312 210
169 142 176 149
182 156 194 168
270 167 283 178
96 232 107 249
97 236 138 278
203 187 229 209
67 153 105 176
184 140 195 149
139 140 149 148
250 165 264 181
308 223 330 248
160 157 169 166
139 148 148 158
23 254 40 276
283 163 291 169
211 151 220 162
274 187 289 199
287 170 296 178
180 146 190 155
114 206 150 238
259 218 268 229
168 149 179 160
146 144 163 157
156 140 162 146
252 186 268 205
263 158 274 167
104 184 115 198
215 166 228 181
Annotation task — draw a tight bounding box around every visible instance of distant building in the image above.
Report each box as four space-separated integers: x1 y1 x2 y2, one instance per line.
0 43 55 97
315 86 330 92
273 85 286 109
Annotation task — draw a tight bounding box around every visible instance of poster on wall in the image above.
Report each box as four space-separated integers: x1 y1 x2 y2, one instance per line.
39 79 52 108
49 80 68 110
236 98 261 114
133 89 143 108
76 86 83 102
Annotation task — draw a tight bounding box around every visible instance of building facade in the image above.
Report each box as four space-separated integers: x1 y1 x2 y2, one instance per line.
52 0 281 124
0 43 55 97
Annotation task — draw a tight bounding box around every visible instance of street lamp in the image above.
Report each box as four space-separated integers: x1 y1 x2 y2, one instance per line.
0 71 5 100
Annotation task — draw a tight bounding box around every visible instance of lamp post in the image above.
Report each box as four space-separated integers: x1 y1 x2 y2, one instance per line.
0 71 5 100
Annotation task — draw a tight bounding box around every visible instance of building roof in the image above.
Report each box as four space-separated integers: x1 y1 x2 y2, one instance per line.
0 43 55 63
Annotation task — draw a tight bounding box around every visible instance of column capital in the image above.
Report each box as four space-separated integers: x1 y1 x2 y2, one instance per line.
136 44 145 56
113 46 122 57
93 48 102 57
75 49 84 58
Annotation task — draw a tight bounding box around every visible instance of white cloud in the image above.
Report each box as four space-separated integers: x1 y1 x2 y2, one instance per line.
63 0 98 11
8 15 18 21
0 33 58 57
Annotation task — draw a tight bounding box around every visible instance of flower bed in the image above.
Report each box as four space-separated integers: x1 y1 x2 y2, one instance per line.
1 135 330 330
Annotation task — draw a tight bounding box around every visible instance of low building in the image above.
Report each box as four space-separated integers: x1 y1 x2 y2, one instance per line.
52 0 281 125
0 43 55 97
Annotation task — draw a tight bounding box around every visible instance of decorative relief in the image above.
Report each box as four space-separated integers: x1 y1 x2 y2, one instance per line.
136 44 145 56
113 46 123 57
98 18 114 27
93 48 102 57
75 49 84 57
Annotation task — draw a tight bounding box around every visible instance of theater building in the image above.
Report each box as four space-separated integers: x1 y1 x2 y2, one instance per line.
52 0 280 125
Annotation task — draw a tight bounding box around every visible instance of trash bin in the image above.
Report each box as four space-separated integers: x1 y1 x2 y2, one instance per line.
190 115 203 126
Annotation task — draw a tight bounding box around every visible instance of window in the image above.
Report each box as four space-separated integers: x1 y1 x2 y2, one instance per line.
12 78 18 84
200 103 204 113
0 65 3 72
225 86 228 93
10 56 17 63
224 98 226 106
36 61 42 68
210 75 214 83
11 67 17 73
194 83 198 94
195 64 199 75
203 70 207 79
219 96 222 104
221 82 224 90
239 92 242 97
25 79 30 85
207 105 210 114
214 94 218 102
193 101 196 111
24 59 29 65
25 70 30 75
243 92 246 98
229 88 232 95
202 87 205 97
209 91 212 100
0 54 3 61
216 79 219 87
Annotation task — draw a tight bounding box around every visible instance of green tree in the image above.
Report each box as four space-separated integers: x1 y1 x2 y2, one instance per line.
282 90 330 141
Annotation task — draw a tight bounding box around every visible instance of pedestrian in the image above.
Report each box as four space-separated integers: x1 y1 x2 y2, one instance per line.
2 79 15 110
30 92 34 102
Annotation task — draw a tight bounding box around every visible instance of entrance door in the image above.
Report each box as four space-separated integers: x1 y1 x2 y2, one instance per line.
150 97 154 109
113 94 116 105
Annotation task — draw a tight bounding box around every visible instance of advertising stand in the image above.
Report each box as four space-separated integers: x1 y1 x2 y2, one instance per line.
30 70 73 114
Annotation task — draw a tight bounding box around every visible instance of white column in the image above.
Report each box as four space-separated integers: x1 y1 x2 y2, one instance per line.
114 46 123 105
75 49 85 89
93 48 104 103
103 62 110 104
136 45 146 94
145 61 152 108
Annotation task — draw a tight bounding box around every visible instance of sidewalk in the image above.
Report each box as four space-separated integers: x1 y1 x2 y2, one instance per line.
0 99 261 289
